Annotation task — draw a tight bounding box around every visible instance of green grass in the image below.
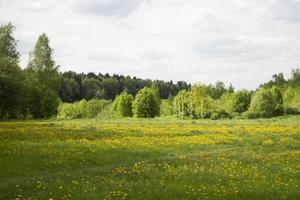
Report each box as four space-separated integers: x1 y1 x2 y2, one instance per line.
0 116 300 200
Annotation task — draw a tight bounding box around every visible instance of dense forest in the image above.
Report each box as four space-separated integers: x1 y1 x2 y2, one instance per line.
59 71 191 102
1 23 300 120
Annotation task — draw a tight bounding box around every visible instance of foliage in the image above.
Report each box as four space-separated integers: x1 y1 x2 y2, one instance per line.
283 86 300 113
173 90 193 118
24 33 60 118
132 88 159 118
160 100 173 116
271 86 284 116
112 92 134 117
59 71 191 102
58 99 111 119
250 87 284 118
208 81 228 99
151 82 161 115
242 110 262 119
27 33 59 91
210 109 231 120
0 23 23 119
190 84 215 118
231 90 252 113
218 92 234 113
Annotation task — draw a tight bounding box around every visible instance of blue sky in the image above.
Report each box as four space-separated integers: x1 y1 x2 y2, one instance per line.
1 0 300 89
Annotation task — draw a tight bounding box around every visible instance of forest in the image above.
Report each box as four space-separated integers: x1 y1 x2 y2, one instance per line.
1 23 300 120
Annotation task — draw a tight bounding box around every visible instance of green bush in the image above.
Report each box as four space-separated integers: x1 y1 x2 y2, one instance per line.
210 109 231 120
231 90 252 113
283 87 300 113
86 99 111 118
57 99 111 119
243 110 262 119
248 89 276 118
271 86 284 116
173 90 193 118
132 88 159 118
284 107 300 115
218 93 234 114
190 85 215 118
112 92 134 117
160 100 173 116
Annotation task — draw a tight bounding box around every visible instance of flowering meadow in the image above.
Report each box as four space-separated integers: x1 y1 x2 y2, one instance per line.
0 116 300 200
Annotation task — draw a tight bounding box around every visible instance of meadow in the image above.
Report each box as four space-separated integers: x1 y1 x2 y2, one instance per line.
0 116 300 200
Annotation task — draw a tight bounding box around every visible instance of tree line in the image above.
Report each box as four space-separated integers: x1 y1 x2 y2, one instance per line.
1 23 300 119
0 23 189 119
59 71 191 102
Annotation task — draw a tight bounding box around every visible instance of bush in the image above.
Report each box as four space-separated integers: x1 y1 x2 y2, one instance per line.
218 93 234 113
160 100 173 116
284 107 300 115
86 99 111 118
112 92 134 117
243 110 262 119
231 90 252 113
248 89 276 118
283 87 300 112
132 88 159 118
210 109 231 120
57 99 111 119
97 104 115 119
190 85 215 118
271 86 284 116
173 90 193 118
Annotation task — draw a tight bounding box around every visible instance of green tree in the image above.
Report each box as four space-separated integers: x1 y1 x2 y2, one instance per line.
81 78 100 100
271 86 284 116
247 89 275 118
132 88 159 118
151 82 161 116
208 81 227 99
190 84 215 118
0 23 23 118
28 33 59 91
218 92 234 113
231 90 252 113
113 92 133 117
173 90 193 118
25 33 59 118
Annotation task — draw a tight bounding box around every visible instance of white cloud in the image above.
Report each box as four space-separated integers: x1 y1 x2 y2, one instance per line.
1 0 300 89
76 0 150 17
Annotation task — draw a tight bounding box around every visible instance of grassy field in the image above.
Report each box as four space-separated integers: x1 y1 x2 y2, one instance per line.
0 117 300 200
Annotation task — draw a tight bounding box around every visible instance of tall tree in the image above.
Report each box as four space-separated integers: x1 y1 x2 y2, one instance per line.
28 33 59 91
0 23 23 118
25 33 59 118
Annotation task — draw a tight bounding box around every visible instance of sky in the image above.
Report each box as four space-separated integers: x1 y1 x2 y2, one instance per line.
1 0 300 89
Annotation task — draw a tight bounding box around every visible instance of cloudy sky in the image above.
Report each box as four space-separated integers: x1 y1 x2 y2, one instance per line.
1 0 300 89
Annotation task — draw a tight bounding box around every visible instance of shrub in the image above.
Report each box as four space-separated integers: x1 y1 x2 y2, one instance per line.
271 86 284 116
190 84 215 118
284 107 300 115
173 90 193 118
218 92 234 113
160 100 173 116
248 89 275 118
151 82 161 115
243 110 262 119
283 87 300 113
86 99 111 118
132 87 159 118
210 109 231 120
112 92 134 117
231 90 252 113
57 99 111 119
